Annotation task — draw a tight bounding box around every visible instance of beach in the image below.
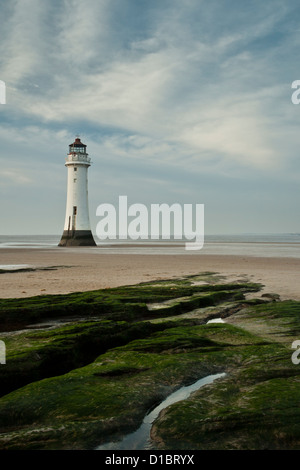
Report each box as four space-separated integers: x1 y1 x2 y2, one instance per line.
1 244 300 451
0 247 299 301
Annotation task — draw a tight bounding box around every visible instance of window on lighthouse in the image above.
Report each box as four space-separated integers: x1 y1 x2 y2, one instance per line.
70 146 85 153
70 145 85 153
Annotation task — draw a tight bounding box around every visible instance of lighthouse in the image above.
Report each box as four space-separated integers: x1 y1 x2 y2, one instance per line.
58 137 96 247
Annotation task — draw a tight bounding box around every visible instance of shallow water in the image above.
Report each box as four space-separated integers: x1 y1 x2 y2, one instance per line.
0 264 32 270
1 234 299 258
96 372 226 450
206 318 225 324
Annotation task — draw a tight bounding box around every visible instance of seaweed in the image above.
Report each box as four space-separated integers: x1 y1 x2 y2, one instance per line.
1 273 298 450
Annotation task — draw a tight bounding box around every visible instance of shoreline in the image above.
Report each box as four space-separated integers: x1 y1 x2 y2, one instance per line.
0 248 299 301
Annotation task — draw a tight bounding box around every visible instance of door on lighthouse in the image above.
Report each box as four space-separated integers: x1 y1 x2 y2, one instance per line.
72 206 77 233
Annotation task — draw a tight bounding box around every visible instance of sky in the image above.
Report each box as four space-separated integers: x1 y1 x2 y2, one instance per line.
0 0 300 236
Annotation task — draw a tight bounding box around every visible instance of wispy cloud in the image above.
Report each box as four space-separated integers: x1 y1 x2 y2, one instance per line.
0 169 32 187
0 0 299 233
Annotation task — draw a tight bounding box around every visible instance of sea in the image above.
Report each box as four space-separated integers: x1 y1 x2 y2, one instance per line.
0 233 299 258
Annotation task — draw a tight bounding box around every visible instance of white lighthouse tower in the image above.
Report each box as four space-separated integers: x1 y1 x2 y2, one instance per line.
58 136 96 246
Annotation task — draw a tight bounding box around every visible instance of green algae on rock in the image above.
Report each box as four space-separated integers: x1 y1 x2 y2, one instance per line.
1 273 299 450
150 300 300 450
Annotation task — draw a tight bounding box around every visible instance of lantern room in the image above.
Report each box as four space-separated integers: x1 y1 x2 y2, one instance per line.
69 137 87 154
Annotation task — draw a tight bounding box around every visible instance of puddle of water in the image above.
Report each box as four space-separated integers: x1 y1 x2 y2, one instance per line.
96 372 226 450
0 264 32 270
206 318 225 324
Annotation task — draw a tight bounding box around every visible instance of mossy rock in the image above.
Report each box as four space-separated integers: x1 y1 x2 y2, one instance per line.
3 273 299 450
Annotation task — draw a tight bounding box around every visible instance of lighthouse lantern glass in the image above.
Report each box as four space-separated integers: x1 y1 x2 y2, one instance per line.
69 145 86 154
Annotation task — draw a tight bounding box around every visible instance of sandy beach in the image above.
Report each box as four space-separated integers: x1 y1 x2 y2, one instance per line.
0 247 299 301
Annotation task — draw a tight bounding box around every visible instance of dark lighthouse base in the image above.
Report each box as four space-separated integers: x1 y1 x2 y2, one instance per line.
58 230 97 247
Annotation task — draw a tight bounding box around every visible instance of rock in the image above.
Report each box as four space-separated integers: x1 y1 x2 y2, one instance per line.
261 293 280 301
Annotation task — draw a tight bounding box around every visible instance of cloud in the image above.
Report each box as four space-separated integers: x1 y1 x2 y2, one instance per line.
0 0 300 234
0 169 32 187
0 0 50 84
2 1 290 171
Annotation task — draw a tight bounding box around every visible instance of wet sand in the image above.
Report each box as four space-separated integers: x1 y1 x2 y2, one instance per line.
0 247 299 301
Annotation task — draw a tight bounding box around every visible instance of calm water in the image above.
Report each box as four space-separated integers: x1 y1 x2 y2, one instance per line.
0 234 299 258
96 372 226 450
